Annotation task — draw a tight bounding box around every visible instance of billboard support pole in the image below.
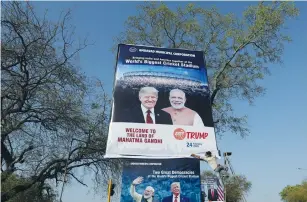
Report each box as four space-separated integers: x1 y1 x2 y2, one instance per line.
223 157 227 202
107 179 112 202
223 152 232 202
224 184 227 202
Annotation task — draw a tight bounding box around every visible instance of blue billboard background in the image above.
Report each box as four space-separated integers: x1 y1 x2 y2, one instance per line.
116 44 208 86
112 44 214 127
121 158 201 202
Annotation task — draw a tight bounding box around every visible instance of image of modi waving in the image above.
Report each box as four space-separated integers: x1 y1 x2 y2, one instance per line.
130 176 158 202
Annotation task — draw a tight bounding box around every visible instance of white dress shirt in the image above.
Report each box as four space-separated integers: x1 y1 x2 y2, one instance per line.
172 194 180 202
193 113 205 127
141 104 156 124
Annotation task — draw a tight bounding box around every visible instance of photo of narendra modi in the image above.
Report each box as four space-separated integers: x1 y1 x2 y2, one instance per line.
111 44 214 127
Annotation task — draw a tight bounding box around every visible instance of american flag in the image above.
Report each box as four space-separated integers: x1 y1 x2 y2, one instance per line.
216 178 224 201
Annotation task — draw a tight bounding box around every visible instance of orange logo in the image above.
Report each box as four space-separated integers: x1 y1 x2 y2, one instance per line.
173 128 186 140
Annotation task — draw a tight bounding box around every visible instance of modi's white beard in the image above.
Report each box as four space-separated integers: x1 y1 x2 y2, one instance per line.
171 102 185 109
144 194 152 199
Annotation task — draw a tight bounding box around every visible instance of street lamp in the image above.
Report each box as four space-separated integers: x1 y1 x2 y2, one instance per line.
222 152 232 202
224 152 232 156
223 152 232 168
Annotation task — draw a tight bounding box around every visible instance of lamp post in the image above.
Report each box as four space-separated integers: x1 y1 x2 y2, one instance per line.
222 152 232 202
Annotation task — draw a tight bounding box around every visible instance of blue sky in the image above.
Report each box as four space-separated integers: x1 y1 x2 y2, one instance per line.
31 1 307 202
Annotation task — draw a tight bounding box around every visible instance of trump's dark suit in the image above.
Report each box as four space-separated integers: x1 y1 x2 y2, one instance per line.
207 189 218 201
120 106 173 125
162 195 190 202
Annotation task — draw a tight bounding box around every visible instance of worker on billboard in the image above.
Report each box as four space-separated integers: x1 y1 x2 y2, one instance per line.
191 151 225 172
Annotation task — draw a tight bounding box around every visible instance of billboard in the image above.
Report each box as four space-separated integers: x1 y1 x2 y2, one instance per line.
105 44 218 158
200 162 224 202
120 158 201 202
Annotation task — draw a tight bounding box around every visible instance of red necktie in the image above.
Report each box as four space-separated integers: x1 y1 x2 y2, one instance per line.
174 194 179 202
211 189 214 197
146 110 153 124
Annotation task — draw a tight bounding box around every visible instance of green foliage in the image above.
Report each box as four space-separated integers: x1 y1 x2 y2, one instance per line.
201 171 251 202
224 175 252 202
1 174 56 202
115 1 299 138
280 180 307 202
201 170 216 178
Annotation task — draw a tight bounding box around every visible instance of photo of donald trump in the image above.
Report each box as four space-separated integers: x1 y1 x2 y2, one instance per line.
122 87 173 125
162 89 204 127
162 182 190 202
207 184 218 201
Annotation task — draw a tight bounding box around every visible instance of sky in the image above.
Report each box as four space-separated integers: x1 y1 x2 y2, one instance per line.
30 1 307 202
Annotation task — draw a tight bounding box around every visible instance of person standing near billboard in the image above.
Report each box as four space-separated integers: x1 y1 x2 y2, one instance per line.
162 89 204 127
123 86 173 125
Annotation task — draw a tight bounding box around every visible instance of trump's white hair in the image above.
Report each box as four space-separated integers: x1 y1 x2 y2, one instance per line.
171 182 181 189
139 87 158 97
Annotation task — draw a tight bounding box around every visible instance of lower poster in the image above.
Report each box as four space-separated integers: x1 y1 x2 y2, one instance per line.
200 162 224 202
121 158 201 202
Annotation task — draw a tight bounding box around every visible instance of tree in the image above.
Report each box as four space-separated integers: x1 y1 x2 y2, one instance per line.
201 171 251 202
201 170 216 178
224 175 251 202
114 1 299 138
1 1 118 201
1 174 56 202
280 180 307 202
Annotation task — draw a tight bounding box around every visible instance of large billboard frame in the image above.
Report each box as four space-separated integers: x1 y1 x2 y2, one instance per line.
105 44 219 159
